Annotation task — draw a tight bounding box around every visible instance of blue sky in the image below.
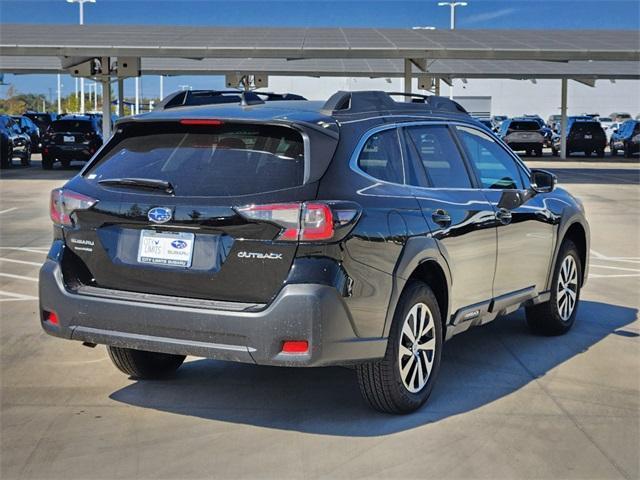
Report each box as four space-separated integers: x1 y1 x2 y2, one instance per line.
1 0 639 98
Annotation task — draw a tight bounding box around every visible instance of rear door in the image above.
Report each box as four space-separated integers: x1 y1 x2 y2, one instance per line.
64 120 321 304
453 125 554 297
50 119 95 146
402 123 497 315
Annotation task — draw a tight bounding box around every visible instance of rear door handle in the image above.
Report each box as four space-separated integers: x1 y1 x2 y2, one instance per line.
432 209 451 227
496 208 512 225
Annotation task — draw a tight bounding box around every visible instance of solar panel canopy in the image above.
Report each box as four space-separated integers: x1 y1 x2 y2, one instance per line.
1 24 639 61
2 56 639 80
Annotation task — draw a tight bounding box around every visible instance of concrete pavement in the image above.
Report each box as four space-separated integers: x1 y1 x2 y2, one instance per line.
1 157 638 479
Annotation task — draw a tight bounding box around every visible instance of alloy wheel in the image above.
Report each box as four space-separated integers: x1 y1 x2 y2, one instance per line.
557 255 578 321
398 302 436 393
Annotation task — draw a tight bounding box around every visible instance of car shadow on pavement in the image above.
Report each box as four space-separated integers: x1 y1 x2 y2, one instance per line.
110 300 637 436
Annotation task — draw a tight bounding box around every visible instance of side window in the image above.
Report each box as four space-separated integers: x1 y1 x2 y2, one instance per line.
357 129 404 183
455 126 525 190
404 125 472 188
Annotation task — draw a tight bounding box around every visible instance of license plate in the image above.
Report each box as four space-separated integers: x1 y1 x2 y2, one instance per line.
584 134 592 139
63 135 75 143
137 230 195 268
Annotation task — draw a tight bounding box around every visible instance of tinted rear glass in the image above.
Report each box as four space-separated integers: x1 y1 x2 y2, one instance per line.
51 120 94 132
85 123 305 197
570 122 603 134
508 121 540 131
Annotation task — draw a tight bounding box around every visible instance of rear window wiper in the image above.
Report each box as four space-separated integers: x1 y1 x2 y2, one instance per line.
98 178 175 195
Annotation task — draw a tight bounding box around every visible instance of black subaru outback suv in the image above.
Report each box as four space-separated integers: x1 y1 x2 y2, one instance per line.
40 91 589 414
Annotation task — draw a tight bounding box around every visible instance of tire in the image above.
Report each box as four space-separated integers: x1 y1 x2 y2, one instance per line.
107 346 186 379
584 150 592 157
61 158 71 168
611 145 617 156
624 144 632 158
41 155 54 170
20 146 31 166
597 149 605 157
535 147 543 157
551 147 559 157
526 240 582 336
356 281 443 414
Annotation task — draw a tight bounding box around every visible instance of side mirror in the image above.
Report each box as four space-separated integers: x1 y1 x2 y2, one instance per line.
530 169 556 194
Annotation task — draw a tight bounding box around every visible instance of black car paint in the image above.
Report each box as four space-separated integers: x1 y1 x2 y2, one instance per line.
41 116 103 167
12 115 41 152
40 93 589 367
610 119 640 157
0 114 31 167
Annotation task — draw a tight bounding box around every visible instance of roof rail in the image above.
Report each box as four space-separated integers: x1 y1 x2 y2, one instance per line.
156 89 307 110
321 90 468 116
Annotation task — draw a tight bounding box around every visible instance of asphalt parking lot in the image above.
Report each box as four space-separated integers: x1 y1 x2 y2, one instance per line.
1 155 638 480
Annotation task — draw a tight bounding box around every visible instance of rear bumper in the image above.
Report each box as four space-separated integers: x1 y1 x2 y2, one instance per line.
45 145 94 161
39 258 386 367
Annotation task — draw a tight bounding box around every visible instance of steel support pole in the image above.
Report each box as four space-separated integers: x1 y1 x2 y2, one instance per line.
80 78 85 113
560 78 568 159
57 74 62 114
117 78 124 118
135 77 140 114
101 58 111 140
160 75 164 100
435 78 440 96
404 58 412 101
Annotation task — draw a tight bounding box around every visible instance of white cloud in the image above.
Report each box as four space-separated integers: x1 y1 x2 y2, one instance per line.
460 7 517 26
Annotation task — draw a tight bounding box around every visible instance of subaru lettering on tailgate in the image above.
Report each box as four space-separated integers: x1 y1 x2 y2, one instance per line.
148 207 172 224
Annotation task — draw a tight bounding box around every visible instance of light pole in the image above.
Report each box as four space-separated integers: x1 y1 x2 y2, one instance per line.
437 1 467 29
67 0 95 114
438 1 467 98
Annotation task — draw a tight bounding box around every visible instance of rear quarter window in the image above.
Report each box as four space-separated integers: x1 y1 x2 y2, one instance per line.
85 122 305 197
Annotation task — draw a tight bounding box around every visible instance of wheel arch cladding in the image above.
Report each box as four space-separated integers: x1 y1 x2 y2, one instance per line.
406 260 449 335
563 222 587 285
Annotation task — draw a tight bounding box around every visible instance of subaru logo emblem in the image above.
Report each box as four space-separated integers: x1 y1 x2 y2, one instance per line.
171 240 187 249
148 207 172 224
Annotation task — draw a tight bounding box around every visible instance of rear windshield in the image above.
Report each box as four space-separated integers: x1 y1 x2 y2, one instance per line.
508 121 540 131
571 122 603 134
25 114 51 128
85 123 305 197
51 120 94 132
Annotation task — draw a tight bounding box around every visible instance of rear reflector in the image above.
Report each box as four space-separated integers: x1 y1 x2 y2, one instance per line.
180 119 224 126
45 311 59 325
281 341 309 354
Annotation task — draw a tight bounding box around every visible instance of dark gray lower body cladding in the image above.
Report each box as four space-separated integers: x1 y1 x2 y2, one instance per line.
39 259 387 367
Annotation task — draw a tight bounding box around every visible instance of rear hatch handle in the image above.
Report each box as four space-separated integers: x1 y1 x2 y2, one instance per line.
98 178 175 195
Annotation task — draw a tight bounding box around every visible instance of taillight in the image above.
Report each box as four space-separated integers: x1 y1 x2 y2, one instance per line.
300 203 333 241
236 202 336 242
50 188 97 226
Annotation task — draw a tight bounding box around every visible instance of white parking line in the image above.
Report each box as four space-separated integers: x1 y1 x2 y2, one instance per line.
0 272 38 282
0 207 18 215
590 250 640 264
589 273 640 279
0 247 48 254
0 290 38 302
589 264 640 273
0 258 43 267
